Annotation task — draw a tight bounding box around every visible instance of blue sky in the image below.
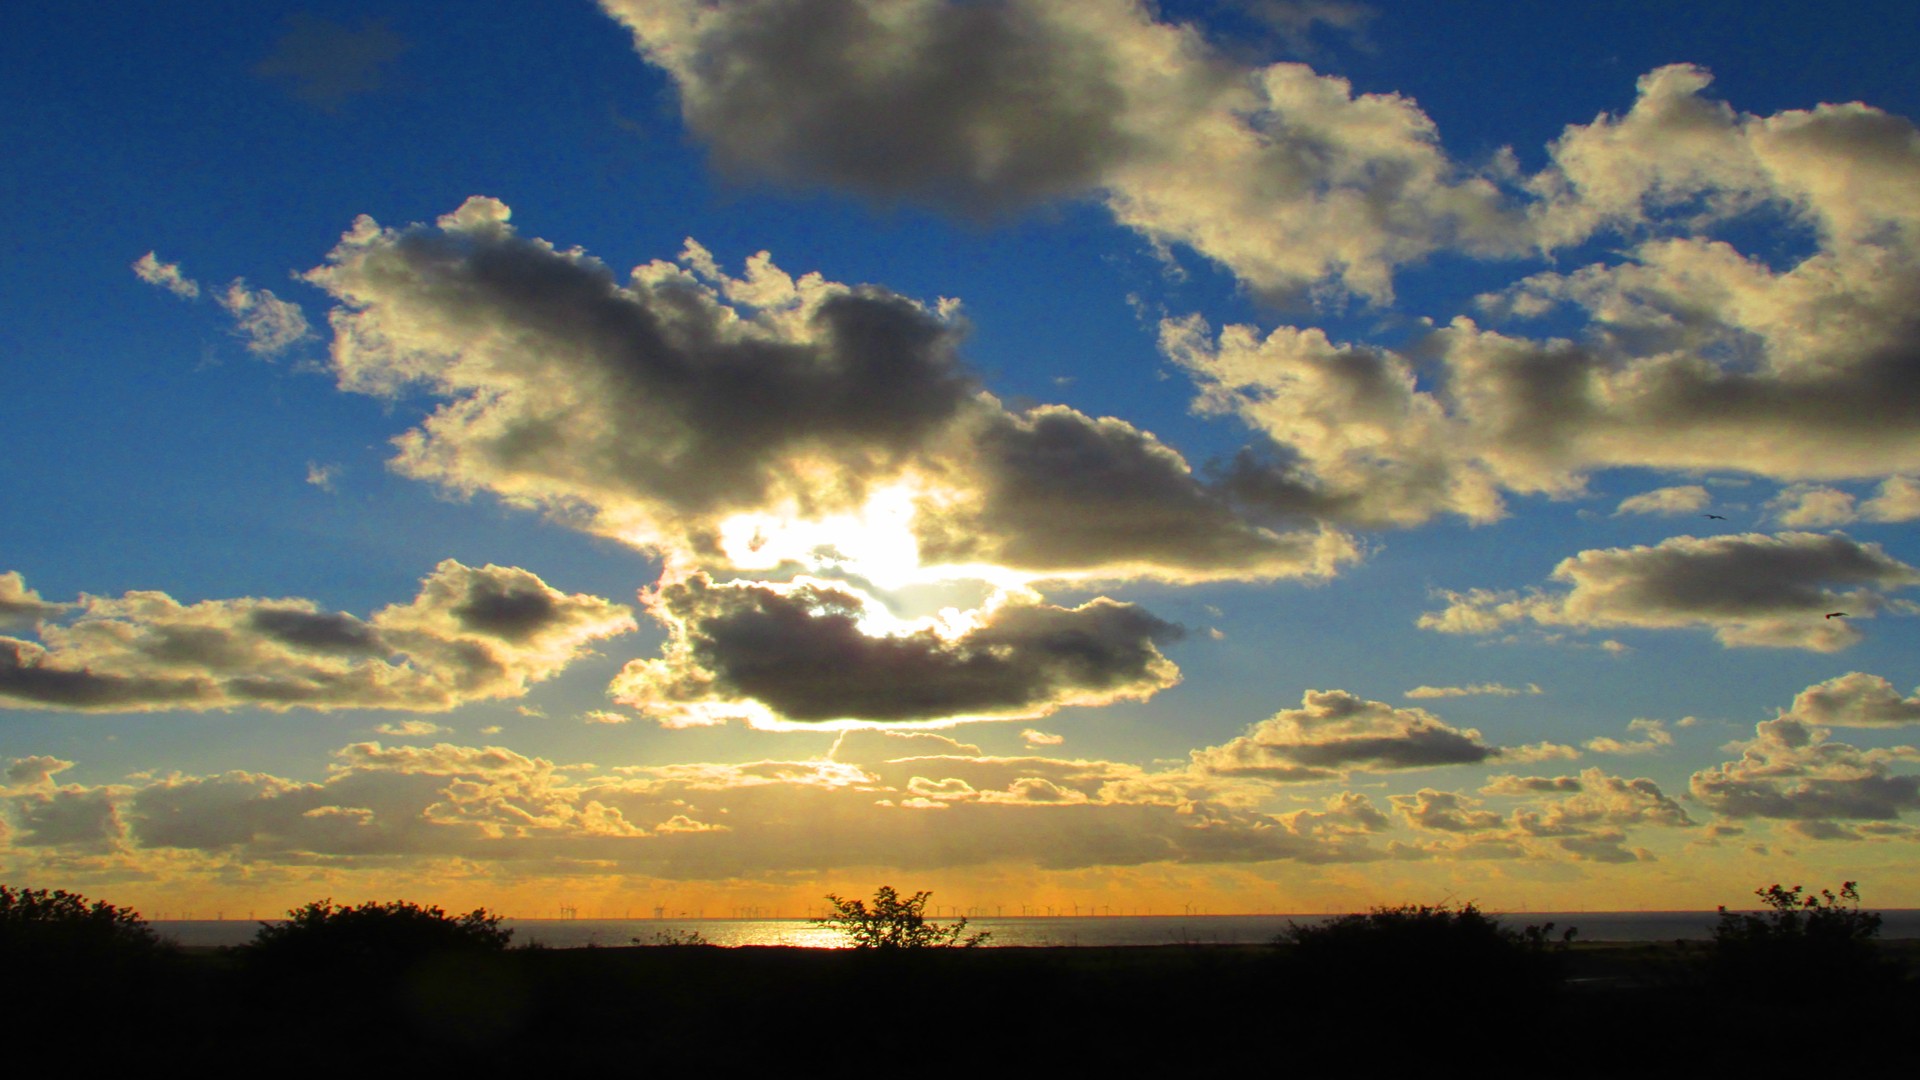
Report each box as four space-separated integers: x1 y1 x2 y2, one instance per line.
5 1 1920 917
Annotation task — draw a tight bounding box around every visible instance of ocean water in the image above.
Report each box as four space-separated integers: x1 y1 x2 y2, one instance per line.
154 909 1920 949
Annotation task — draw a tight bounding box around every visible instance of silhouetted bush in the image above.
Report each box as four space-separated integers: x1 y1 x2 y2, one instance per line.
0 884 180 1040
238 898 525 1050
1709 882 1896 994
247 897 512 966
0 883 163 963
1280 902 1573 1009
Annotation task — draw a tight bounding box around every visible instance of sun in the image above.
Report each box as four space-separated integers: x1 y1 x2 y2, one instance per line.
714 478 1033 597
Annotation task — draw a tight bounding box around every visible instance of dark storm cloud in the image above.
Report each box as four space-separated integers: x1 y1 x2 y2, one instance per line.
615 574 1183 725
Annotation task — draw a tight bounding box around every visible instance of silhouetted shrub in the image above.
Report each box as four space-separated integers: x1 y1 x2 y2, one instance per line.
0 883 163 962
246 897 511 971
0 884 177 1038
1280 902 1573 1009
1709 882 1896 994
240 899 524 1050
817 885 990 948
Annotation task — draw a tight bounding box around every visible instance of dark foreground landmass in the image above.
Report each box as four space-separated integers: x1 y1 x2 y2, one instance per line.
30 939 1920 1070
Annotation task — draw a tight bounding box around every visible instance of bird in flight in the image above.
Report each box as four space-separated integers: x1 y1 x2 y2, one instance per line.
1704 514 1727 520
1826 612 1849 619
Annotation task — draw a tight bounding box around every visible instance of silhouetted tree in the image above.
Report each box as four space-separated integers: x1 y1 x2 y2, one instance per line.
1709 881 1894 993
818 886 990 948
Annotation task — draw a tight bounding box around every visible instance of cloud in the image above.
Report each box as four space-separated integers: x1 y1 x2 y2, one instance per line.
1615 485 1710 517
307 199 1339 585
1781 672 1920 728
255 14 407 110
1391 789 1502 832
134 254 310 356
307 201 977 555
612 573 1182 727
132 252 200 299
1524 64 1920 254
373 720 448 738
1161 69 1920 525
913 405 1362 583
1166 317 1504 529
1584 718 1674 755
1191 689 1501 781
1479 774 1583 796
1770 477 1920 527
1690 716 1920 822
306 462 343 493
217 280 312 356
10 786 122 850
1419 532 1920 651
1862 476 1920 521
1387 768 1689 862
1769 485 1858 528
1 734 1705 879
0 573 70 629
1509 768 1693 833
1227 1 1376 56
602 0 1518 304
0 562 635 713
829 730 983 764
2 739 1401 878
3 756 74 793
1404 682 1541 699
1021 729 1064 747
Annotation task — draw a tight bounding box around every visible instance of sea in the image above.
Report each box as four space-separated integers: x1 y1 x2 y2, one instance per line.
151 909 1920 950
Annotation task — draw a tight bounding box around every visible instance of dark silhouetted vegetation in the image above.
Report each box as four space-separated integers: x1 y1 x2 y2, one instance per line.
237 898 523 1054
1 884 182 1046
817 885 990 948
1709 880 1897 993
247 897 512 963
1280 901 1574 1010
5 881 1913 1068
0 883 164 961
634 926 711 946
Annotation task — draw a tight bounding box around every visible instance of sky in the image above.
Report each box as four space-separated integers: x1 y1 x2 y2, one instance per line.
5 0 1920 919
